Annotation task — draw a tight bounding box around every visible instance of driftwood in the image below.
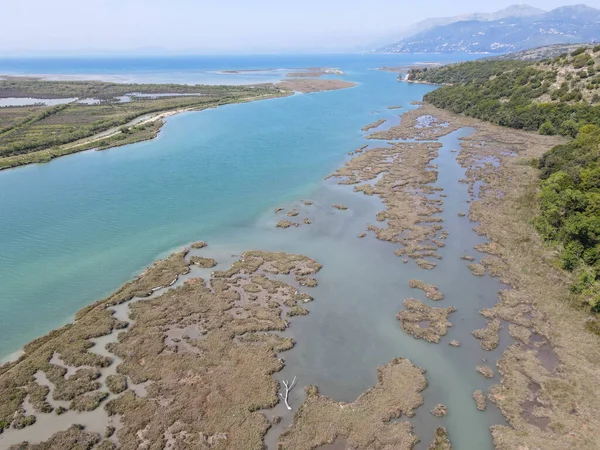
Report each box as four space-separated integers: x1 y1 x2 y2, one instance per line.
278 376 297 410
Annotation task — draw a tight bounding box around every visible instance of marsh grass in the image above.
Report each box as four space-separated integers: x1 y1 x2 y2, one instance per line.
279 358 426 450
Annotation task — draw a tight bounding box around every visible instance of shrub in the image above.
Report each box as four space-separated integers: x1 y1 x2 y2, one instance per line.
539 121 557 135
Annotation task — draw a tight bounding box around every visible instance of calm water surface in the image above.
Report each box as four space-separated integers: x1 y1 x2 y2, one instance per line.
0 54 506 449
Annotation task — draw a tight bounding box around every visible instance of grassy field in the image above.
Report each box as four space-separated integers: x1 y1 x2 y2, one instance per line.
0 79 288 169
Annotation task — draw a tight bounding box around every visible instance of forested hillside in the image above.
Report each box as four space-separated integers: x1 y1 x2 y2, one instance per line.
410 46 600 310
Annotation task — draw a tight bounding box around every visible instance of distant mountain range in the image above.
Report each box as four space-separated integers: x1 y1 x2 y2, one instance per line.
375 4 600 54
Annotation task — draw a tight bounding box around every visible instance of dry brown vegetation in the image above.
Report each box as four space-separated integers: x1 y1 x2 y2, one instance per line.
467 263 485 276
276 220 299 229
189 256 218 268
329 127 446 264
0 250 190 437
476 366 495 379
473 390 487 411
408 279 444 301
105 374 127 394
1 249 323 449
104 251 321 449
8 424 101 449
362 119 386 132
428 427 452 450
472 318 501 351
430 404 448 417
279 358 427 450
397 299 456 343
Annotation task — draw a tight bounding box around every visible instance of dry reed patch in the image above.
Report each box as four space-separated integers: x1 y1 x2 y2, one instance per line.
473 390 487 411
362 119 386 132
8 424 101 449
2 250 322 449
276 220 299 229
189 256 217 268
476 366 494 379
416 260 437 270
430 404 448 417
408 279 444 301
100 251 321 449
397 299 456 343
105 374 127 395
428 427 452 450
329 139 447 262
467 263 485 276
278 358 426 450
472 319 501 351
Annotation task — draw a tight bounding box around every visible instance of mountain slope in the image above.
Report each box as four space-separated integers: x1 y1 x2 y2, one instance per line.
377 5 600 54
394 4 545 40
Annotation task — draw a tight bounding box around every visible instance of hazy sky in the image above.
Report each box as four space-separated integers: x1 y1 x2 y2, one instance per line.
2 1 598 54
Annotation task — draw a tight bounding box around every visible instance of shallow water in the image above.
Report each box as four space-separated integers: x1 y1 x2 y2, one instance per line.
0 54 508 448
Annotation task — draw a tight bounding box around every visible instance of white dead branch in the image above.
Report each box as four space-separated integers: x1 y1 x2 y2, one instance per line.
278 376 297 410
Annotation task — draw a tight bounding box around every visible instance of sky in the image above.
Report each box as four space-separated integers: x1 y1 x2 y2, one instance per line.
1 0 598 54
